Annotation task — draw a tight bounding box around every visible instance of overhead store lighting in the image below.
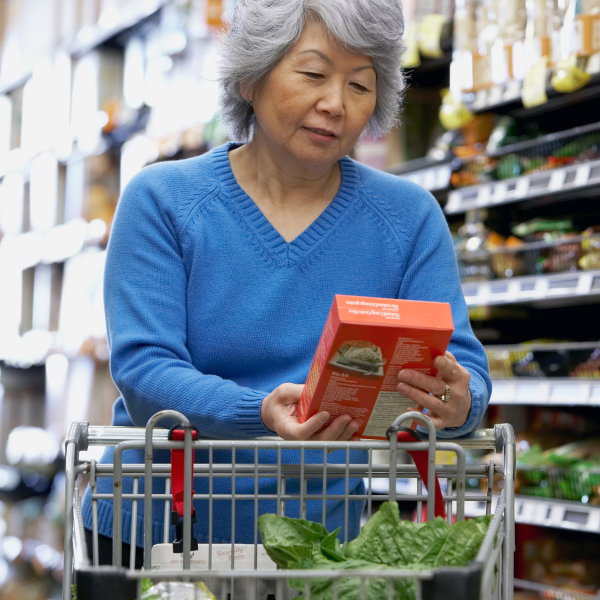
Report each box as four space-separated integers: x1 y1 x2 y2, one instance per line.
21 57 55 157
32 264 52 332
53 51 74 162
124 37 145 110
41 218 87 265
0 171 25 236
0 96 11 162
29 152 59 233
0 256 22 342
72 53 102 155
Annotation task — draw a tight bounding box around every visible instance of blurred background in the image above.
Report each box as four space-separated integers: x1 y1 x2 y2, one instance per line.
1 0 600 598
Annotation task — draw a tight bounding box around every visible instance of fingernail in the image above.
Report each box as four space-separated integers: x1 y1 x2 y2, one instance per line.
398 370 407 380
398 382 408 393
436 357 446 367
349 421 359 430
318 411 330 423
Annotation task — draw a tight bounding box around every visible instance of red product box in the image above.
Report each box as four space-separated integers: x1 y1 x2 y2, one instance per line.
298 295 454 440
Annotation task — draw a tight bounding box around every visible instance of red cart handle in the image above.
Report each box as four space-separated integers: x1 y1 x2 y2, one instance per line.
396 428 446 520
169 425 199 553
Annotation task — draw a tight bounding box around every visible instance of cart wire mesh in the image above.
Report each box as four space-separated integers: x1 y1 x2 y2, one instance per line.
64 411 515 600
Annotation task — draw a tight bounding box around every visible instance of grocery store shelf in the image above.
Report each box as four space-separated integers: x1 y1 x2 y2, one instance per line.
445 158 600 215
462 269 600 307
466 494 600 534
490 379 600 406
395 160 453 192
466 73 600 117
0 218 106 270
487 120 600 158
514 578 600 599
0 0 170 96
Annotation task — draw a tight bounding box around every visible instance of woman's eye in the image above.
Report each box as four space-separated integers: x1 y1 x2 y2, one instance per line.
304 72 323 79
352 83 369 92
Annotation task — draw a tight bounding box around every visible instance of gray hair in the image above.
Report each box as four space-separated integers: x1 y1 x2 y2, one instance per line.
218 0 406 141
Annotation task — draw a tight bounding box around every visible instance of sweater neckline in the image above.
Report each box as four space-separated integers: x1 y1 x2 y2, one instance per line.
210 142 359 265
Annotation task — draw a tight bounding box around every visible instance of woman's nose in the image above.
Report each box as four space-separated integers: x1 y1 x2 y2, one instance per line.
316 81 345 117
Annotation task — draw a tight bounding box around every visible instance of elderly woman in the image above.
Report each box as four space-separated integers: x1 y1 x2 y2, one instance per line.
83 0 491 564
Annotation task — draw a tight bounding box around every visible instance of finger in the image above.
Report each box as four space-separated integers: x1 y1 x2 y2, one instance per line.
398 368 447 397
445 351 457 362
398 382 448 416
334 419 361 442
278 383 305 405
407 407 445 430
312 415 356 442
285 410 331 440
433 353 464 383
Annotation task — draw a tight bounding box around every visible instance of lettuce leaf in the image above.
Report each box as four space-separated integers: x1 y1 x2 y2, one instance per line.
258 503 494 600
288 556 423 600
344 501 409 566
257 513 338 568
410 517 451 566
433 514 493 567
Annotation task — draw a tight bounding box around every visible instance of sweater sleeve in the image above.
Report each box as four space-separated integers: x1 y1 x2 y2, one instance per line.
396 188 492 438
104 166 273 438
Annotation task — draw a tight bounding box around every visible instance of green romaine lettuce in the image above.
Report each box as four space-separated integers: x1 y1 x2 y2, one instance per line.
258 503 494 600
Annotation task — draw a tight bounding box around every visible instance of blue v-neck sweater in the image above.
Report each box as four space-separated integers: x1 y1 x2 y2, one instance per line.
82 142 491 546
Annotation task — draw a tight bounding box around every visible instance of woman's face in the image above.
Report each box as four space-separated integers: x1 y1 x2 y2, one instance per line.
249 19 377 171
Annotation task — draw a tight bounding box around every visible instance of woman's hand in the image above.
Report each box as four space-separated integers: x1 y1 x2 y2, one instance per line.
397 351 471 430
261 383 361 441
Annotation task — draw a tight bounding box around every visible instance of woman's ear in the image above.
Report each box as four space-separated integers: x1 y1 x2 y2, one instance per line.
240 81 252 104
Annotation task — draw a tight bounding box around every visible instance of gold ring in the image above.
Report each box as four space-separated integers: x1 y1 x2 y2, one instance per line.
440 384 450 402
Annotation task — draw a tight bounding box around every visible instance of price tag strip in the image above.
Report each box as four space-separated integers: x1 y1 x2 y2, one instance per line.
445 158 600 214
487 85 504 106
462 269 600 307
470 89 488 111
465 494 600 532
490 380 600 406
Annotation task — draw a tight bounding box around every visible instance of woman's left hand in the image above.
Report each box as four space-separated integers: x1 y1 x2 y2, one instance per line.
397 351 471 430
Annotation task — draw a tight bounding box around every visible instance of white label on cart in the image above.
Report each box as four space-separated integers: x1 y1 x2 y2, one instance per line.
151 544 277 599
363 392 415 437
151 544 277 571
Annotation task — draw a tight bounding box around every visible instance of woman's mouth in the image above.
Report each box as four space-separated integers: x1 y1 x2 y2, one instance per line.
304 127 338 141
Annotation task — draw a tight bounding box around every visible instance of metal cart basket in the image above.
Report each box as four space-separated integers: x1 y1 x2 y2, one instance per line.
64 410 515 600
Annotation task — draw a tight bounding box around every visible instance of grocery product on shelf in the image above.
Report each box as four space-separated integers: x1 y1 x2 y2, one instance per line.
451 121 600 187
456 213 600 281
454 208 494 282
517 438 600 502
485 341 600 379
515 526 600 595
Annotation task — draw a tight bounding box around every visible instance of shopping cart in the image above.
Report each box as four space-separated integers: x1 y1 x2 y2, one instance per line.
64 410 515 600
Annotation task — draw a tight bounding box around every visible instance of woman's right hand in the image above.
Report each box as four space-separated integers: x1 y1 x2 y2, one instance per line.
261 383 360 441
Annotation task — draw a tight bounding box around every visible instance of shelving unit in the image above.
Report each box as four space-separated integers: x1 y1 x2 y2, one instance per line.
514 579 600 600
461 269 600 307
395 159 453 192
445 158 600 214
394 17 600 597
489 379 600 406
465 73 600 117
465 494 600 534
0 0 172 96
